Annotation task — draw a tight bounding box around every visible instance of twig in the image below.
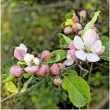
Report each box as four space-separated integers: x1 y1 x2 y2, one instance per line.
1 79 45 104
9 1 73 13
88 63 93 81
78 65 89 73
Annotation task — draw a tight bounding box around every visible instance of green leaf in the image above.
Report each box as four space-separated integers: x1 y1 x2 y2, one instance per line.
2 74 15 83
5 81 18 93
21 75 34 93
58 33 72 44
23 73 32 78
59 36 68 49
65 19 74 26
84 11 101 31
62 73 91 107
100 36 109 61
66 12 76 19
45 50 67 64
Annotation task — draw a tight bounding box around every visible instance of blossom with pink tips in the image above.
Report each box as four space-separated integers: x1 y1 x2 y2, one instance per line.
50 64 60 75
72 23 82 31
68 41 76 50
73 29 104 62
37 65 50 76
24 66 38 73
64 49 76 66
96 46 105 55
10 66 23 77
14 43 27 60
64 26 73 34
79 10 87 19
58 63 65 71
41 50 52 61
72 16 79 22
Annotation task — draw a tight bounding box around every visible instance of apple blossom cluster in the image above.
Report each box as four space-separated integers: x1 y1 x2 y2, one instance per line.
64 29 105 66
9 10 105 86
10 44 65 79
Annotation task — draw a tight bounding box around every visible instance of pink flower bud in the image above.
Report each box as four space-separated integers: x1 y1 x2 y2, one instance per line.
10 66 23 77
41 50 52 61
79 10 87 18
67 49 76 60
68 41 76 50
96 46 105 55
24 66 38 73
58 63 65 71
72 16 79 22
64 26 73 34
14 43 27 60
36 65 50 76
50 64 60 75
54 77 62 86
72 23 82 31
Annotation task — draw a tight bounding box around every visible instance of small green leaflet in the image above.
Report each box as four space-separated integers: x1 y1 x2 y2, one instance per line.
2 74 15 83
21 75 34 93
58 33 72 44
5 81 18 93
84 11 101 31
23 73 32 78
62 73 91 107
65 19 74 26
45 50 67 64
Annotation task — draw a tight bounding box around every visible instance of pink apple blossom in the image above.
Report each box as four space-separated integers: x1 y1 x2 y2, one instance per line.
72 23 82 31
68 41 76 50
36 65 50 76
72 16 79 22
14 43 27 60
24 66 38 73
10 66 23 77
58 63 65 71
41 50 52 61
96 46 105 55
73 29 104 62
50 64 60 75
64 26 73 34
64 49 76 66
79 10 87 18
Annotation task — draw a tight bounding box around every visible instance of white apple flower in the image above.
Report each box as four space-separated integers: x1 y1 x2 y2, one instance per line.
73 29 105 62
24 53 34 66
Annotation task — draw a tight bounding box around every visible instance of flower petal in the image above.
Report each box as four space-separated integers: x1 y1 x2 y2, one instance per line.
73 36 84 49
83 29 99 46
25 66 38 73
19 43 27 53
14 47 26 60
76 50 87 61
67 49 76 60
64 59 74 66
33 57 40 66
91 40 102 53
87 53 100 62
24 53 34 66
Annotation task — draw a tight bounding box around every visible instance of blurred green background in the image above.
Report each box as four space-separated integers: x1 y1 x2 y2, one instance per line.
1 0 109 109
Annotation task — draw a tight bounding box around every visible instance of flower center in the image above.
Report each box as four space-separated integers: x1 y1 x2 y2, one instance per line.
85 45 91 52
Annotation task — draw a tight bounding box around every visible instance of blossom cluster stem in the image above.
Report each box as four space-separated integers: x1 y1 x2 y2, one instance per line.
1 79 45 104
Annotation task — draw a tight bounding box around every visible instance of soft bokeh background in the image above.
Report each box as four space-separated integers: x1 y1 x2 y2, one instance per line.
1 0 109 109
